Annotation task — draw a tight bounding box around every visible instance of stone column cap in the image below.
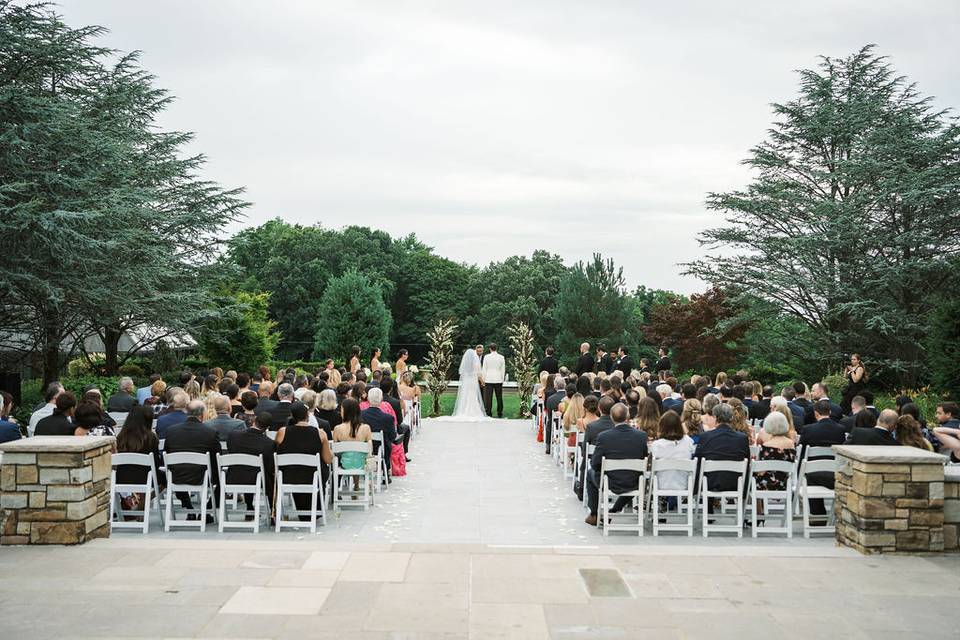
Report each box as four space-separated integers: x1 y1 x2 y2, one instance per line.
0 436 115 453
832 444 947 465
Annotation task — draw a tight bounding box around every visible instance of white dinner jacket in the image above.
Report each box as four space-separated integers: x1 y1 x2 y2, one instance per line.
481 351 506 384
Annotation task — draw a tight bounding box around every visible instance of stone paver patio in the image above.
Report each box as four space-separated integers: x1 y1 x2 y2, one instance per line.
0 419 956 638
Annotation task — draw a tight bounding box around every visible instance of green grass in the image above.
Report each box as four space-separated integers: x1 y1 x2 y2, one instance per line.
422 390 524 418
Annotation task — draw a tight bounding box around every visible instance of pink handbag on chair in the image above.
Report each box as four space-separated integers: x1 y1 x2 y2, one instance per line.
390 443 407 477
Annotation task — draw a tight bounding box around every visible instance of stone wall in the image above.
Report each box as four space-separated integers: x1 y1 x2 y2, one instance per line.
833 445 950 554
945 467 960 552
0 436 114 545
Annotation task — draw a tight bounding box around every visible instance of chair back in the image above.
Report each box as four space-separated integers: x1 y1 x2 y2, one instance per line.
803 458 839 476
803 445 836 459
163 451 210 467
332 441 370 455
600 457 645 474
700 458 748 474
651 457 696 473
112 452 154 468
108 412 129 426
750 459 796 476
218 453 264 471
276 453 321 469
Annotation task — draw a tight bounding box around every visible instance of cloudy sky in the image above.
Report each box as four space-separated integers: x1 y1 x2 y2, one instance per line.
59 1 960 293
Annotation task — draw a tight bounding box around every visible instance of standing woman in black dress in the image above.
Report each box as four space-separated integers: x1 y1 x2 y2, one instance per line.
275 402 333 520
841 353 867 416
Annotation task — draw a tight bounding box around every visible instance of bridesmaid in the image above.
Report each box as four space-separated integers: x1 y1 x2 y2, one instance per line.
349 345 362 374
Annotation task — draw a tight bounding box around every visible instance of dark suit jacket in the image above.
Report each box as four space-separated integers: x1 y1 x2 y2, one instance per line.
597 353 613 375
662 398 684 415
361 407 397 465
694 425 749 491
106 391 136 412
584 415 615 446
591 423 648 494
847 427 899 446
164 417 220 485
750 398 771 421
205 414 246 442
267 400 294 431
655 356 671 373
804 401 843 425
840 414 857 433
575 353 595 376
798 418 846 448
615 356 635 377
156 410 186 440
539 356 559 375
226 427 276 500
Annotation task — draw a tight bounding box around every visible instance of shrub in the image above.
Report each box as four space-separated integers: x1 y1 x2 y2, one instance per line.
927 297 960 398
313 270 391 362
118 363 144 377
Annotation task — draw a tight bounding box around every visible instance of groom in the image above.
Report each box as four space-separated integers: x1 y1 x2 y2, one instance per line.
480 342 506 418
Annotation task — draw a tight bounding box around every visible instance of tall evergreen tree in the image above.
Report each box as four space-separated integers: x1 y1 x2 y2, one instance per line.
686 47 960 385
313 270 391 363
553 254 631 362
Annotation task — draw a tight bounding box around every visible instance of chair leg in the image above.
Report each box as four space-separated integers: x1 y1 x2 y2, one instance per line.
751 493 758 538
652 491 659 537
218 485 226 533
276 487 283 532
164 486 173 532
199 487 207 533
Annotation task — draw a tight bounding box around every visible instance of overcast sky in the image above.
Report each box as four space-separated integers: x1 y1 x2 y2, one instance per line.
58 1 960 293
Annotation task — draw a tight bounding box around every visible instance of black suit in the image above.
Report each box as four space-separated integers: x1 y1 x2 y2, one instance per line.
750 398 771 421
804 401 843 425
586 423 648 515
694 425 749 492
655 356 671 373
847 427 899 446
226 427 276 511
164 417 220 509
106 391 136 412
597 353 613 375
575 353 595 376
576 415 615 495
662 398 684 415
614 356 635 377
539 356 559 375
840 414 857 433
267 400 294 431
361 407 397 474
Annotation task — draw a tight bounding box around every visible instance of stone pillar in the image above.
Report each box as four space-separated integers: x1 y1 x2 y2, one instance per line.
945 466 960 552
833 445 948 554
0 436 114 545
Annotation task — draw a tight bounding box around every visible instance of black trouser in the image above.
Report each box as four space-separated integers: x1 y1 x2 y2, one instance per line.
483 383 503 418
397 423 411 452
545 411 553 455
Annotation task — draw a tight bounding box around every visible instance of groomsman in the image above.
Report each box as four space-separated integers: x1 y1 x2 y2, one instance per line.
575 343 595 376
539 347 559 375
596 344 613 375
614 346 635 377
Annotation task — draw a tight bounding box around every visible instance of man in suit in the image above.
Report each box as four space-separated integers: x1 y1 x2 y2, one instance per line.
613 346 635 377
539 347 559 375
848 409 900 446
933 402 960 463
156 391 189 439
584 403 648 526
106 377 137 412
267 383 295 430
164 400 221 517
480 342 507 418
695 403 750 493
595 344 613 375
660 383 683 415
655 347 672 374
750 386 773 421
840 395 866 432
544 376 571 455
805 382 843 424
361 388 398 477
781 388 806 427
379 378 410 455
574 342 594 377
205 394 245 442
801 399 851 515
226 411 276 519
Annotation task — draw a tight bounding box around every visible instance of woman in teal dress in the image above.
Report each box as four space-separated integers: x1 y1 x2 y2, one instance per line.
332 398 372 470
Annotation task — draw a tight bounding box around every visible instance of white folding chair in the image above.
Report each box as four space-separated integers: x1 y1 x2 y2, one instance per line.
218 453 265 533
110 453 162 534
266 431 278 441
332 441 374 512
163 451 215 531
698 458 749 538
572 431 585 490
275 453 326 533
749 460 795 537
794 445 835 515
799 458 838 538
598 457 646 537
651 458 696 537
108 412 129 428
370 432 388 492
582 443 596 507
749 445 760 459
562 428 579 479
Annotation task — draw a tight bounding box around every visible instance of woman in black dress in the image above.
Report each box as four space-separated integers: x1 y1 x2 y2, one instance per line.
115 406 163 506
840 353 867 415
275 402 333 519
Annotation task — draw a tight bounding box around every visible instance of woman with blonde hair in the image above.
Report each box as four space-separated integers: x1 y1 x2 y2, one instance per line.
211 367 224 381
202 394 218 421
184 379 202 401
562 393 586 443
714 371 727 389
680 399 703 442
727 398 754 443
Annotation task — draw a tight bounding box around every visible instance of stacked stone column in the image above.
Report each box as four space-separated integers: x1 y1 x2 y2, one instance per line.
0 436 114 545
834 445 948 554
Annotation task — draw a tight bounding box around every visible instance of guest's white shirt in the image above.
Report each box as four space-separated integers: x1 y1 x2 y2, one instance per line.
28 403 56 437
481 351 506 384
294 387 309 401
650 435 695 490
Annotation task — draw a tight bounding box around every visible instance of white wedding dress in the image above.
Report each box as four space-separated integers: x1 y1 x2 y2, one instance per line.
447 349 489 421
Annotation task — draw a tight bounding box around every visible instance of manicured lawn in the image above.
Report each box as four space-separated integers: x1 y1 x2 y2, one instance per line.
422 390 524 418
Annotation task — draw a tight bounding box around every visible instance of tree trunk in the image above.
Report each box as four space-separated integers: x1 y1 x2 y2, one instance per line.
41 311 61 389
103 323 123 375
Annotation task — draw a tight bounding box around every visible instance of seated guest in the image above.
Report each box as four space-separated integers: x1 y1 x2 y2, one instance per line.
115 406 162 499
680 399 703 443
35 392 80 436
204 394 245 442
840 395 867 432
0 392 22 443
360 388 398 477
848 409 899 445
660 384 683 415
333 397 373 477
28 382 63 436
726 398 754 443
136 374 162 406
805 382 842 424
543 375 568 455
268 383 296 430
750 385 773 421
380 378 411 455
156 392 189 439
562 393 586 447
635 397 660 440
238 391 260 428
584 403 648 526
798 399 845 448
314 389 340 440
753 412 796 502
650 411 695 490
224 383 242 416
276 402 332 519
74 394 115 436
695 403 750 492
164 400 220 518
933 402 960 462
107 377 138 412
227 411 277 518
896 414 932 451
143 379 167 409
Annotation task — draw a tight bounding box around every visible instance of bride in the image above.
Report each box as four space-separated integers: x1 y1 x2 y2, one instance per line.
450 348 488 420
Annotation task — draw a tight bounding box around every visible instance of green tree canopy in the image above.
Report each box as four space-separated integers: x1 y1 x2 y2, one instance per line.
686 46 960 386
313 270 392 363
553 254 631 361
196 291 280 372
